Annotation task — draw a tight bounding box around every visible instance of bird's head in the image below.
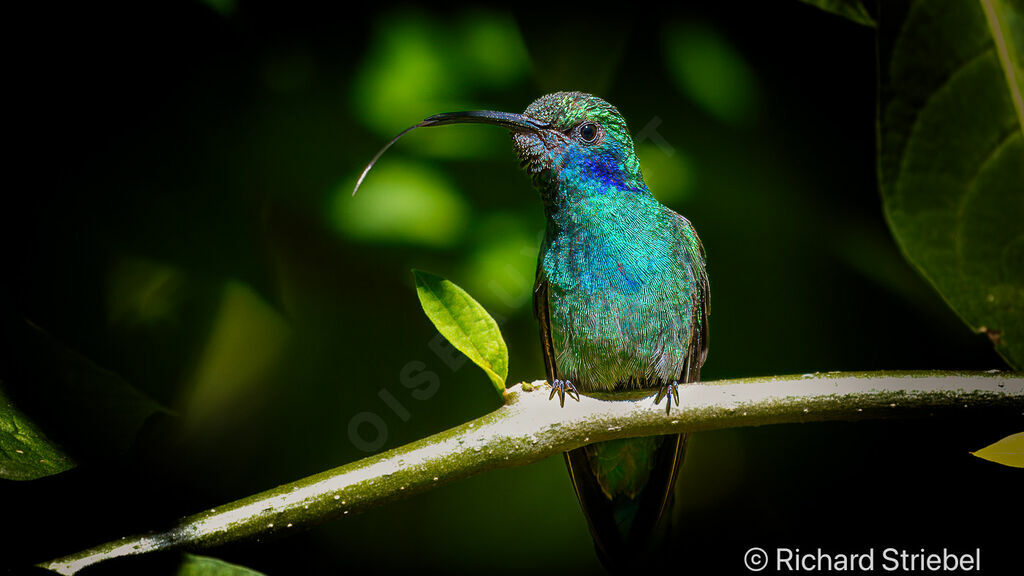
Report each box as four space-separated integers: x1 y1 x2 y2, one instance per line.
512 91 645 195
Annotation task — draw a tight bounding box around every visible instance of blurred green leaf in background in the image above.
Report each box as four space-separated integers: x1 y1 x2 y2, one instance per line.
801 0 876 26
351 10 530 159
637 143 697 205
183 281 291 434
663 21 759 126
178 554 266 576
332 161 469 247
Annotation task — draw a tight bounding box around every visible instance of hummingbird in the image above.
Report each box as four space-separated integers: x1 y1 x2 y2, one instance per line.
355 92 709 570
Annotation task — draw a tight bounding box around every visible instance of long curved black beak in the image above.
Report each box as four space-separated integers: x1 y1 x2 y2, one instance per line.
353 110 550 195
419 110 551 132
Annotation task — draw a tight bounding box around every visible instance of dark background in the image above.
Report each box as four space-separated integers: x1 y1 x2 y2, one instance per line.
4 1 1020 574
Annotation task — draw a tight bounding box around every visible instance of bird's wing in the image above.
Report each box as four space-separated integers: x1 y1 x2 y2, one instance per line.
532 260 559 384
669 209 710 383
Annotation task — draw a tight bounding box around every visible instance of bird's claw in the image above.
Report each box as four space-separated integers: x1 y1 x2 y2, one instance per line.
654 381 680 414
548 379 579 408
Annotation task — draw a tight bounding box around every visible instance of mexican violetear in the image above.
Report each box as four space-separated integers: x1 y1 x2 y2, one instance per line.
355 91 709 571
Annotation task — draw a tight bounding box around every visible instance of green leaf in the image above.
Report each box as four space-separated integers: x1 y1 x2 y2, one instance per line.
350 11 529 159
333 161 469 248
663 22 759 126
178 554 267 576
0 318 169 479
878 0 1024 369
183 281 291 433
971 431 1024 467
413 269 508 397
799 0 876 26
0 382 75 480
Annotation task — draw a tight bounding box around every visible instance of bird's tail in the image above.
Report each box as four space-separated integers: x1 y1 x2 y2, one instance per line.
565 432 688 572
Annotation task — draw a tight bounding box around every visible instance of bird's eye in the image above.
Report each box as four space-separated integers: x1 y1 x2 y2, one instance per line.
577 123 599 143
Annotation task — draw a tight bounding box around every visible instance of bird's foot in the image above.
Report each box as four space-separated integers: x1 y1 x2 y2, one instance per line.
548 379 579 408
654 381 680 414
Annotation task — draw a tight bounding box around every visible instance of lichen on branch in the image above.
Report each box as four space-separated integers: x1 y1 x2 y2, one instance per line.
40 370 1024 575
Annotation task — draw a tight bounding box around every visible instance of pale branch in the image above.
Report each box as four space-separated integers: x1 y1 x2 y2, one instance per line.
40 370 1024 574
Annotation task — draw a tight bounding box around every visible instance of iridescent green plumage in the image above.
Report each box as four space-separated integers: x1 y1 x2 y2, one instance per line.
517 92 708 569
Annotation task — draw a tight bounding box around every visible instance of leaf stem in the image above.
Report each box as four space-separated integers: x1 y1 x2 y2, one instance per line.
39 370 1024 575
